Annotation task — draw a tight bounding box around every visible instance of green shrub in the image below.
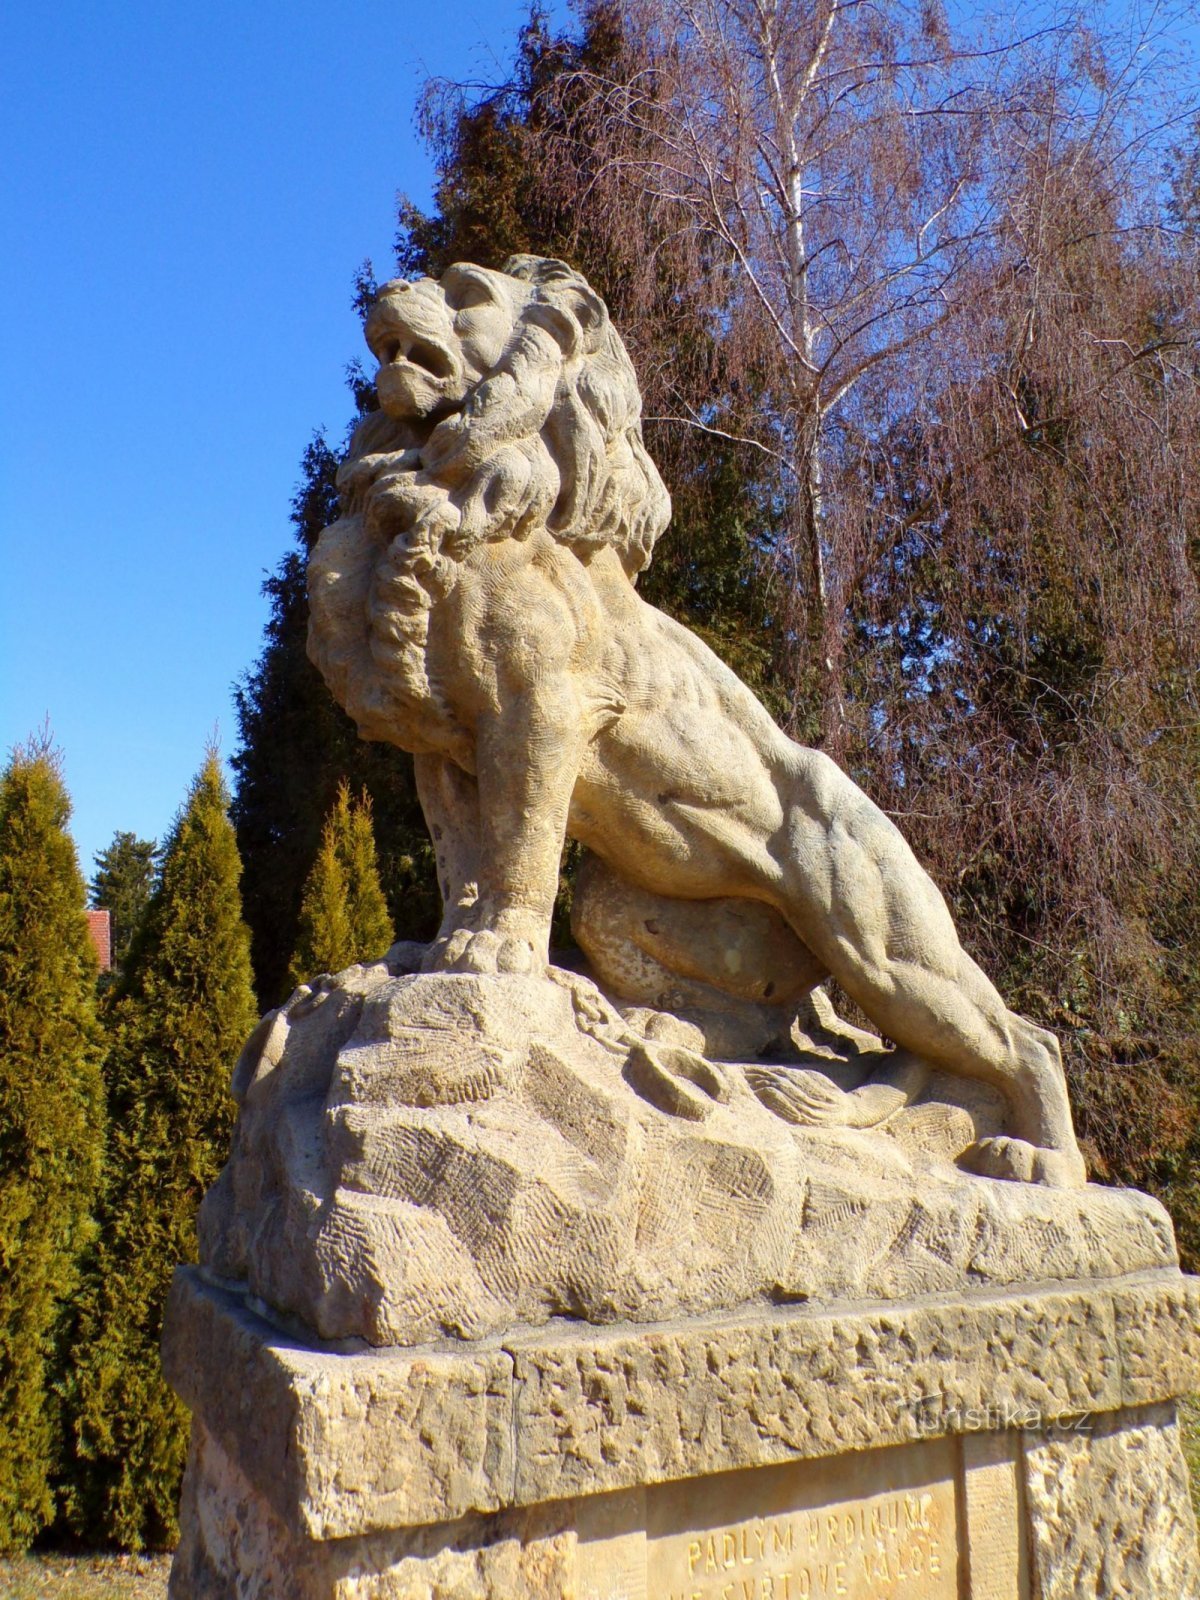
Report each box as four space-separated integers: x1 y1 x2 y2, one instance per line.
0 741 105 1552
289 780 394 988
65 753 256 1550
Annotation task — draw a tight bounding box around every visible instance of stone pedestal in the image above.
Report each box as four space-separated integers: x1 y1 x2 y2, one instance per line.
170 240 1200 1593
164 1264 1200 1599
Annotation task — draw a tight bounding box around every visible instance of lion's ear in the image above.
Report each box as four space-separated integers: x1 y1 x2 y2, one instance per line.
558 279 607 349
566 284 604 353
505 255 609 358
526 285 607 359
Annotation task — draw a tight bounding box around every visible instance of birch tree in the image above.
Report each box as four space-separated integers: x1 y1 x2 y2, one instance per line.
547 0 1003 740
543 0 1194 744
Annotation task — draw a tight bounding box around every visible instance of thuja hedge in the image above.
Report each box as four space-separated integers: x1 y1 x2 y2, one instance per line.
64 753 256 1550
0 743 105 1552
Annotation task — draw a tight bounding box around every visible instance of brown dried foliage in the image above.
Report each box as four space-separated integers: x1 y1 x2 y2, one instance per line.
845 117 1200 1217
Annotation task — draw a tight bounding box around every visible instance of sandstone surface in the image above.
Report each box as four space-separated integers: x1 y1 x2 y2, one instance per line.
165 1267 1200 1598
303 254 1089 1189
199 946 1174 1348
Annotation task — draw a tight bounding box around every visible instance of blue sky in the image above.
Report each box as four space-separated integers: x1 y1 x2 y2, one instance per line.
0 0 569 878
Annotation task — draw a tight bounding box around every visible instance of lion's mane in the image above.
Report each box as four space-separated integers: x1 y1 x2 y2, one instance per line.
308 257 671 763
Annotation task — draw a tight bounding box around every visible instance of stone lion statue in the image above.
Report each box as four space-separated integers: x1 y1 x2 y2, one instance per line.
307 254 1084 1188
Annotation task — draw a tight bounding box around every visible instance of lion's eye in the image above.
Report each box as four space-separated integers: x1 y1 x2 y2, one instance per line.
444 272 495 312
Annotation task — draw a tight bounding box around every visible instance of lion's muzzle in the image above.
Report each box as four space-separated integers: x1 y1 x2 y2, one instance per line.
366 281 466 421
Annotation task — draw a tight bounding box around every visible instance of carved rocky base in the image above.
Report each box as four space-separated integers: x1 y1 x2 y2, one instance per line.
198 955 1180 1349
164 1267 1200 1600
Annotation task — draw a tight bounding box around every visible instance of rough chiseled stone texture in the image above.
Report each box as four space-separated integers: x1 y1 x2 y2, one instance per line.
197 953 1174 1348
164 1273 514 1540
164 1267 1200 1537
505 1285 1127 1506
167 1379 1200 1597
166 1271 1200 1597
1112 1274 1200 1404
169 1421 574 1600
1023 1403 1200 1599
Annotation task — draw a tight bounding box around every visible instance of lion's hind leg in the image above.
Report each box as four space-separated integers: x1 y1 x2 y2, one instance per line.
778 753 1085 1183
572 853 936 1131
571 852 824 1061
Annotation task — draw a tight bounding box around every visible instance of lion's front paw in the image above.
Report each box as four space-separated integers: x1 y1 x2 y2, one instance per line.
747 1066 861 1127
431 928 541 976
420 934 459 973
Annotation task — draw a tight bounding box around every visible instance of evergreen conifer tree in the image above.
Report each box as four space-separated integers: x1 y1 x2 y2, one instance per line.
89 830 157 976
65 752 256 1550
289 782 394 986
291 817 352 983
0 739 105 1552
231 440 438 1009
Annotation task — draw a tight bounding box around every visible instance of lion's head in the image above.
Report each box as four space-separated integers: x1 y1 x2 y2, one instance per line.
344 255 669 568
308 257 671 759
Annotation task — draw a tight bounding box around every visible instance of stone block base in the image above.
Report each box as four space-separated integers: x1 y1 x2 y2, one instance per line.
164 1268 1200 1599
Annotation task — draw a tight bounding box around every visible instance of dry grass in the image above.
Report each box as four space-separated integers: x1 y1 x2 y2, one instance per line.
0 1554 171 1600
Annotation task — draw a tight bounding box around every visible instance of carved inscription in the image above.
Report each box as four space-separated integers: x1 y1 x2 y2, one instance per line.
646 1440 959 1600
